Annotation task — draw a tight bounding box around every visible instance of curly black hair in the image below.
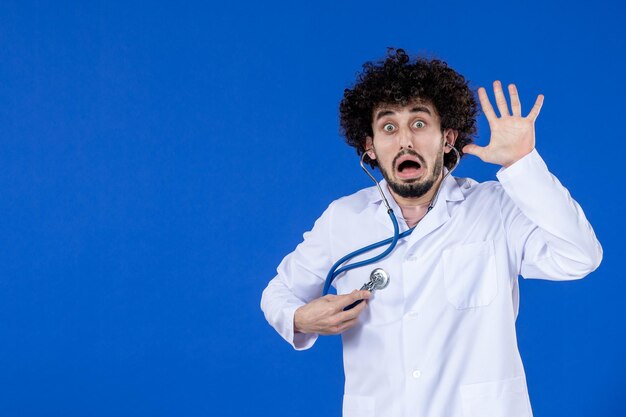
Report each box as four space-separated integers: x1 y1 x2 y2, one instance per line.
339 48 478 170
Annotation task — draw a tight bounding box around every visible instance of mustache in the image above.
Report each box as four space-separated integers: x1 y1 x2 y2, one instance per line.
392 149 425 169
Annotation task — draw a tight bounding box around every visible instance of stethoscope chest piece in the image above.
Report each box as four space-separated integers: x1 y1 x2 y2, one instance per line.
363 268 390 291
344 268 391 311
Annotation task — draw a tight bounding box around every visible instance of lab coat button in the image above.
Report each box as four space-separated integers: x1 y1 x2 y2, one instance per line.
412 370 421 379
406 311 419 318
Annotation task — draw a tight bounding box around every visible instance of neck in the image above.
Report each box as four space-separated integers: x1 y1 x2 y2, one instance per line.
387 172 445 228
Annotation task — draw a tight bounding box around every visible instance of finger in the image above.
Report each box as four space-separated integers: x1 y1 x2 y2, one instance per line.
508 84 522 116
336 290 371 310
335 317 359 333
335 298 368 322
527 94 544 121
462 143 487 160
493 80 510 117
477 87 497 122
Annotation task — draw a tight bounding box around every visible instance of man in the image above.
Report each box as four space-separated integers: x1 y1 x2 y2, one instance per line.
260 48 602 417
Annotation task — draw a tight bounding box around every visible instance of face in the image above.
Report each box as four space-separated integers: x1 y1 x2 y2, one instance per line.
365 100 456 199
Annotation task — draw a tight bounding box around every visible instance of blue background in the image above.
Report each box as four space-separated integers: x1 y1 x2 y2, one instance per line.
1 0 624 415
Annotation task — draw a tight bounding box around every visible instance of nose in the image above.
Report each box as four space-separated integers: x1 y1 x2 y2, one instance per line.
398 128 413 150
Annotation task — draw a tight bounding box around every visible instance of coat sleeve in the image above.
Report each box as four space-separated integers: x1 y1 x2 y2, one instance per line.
496 149 603 280
260 203 336 350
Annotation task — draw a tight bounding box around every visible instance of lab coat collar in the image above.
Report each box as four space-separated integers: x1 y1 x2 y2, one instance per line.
372 169 465 241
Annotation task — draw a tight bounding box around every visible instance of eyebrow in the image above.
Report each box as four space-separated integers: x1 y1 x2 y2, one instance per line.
375 105 432 121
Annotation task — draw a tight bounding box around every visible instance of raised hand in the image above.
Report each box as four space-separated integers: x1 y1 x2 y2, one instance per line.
463 81 544 168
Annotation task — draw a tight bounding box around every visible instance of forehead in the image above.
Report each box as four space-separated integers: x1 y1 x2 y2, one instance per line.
372 99 439 121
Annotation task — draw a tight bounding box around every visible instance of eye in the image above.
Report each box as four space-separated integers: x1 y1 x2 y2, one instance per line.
383 123 395 132
413 120 425 128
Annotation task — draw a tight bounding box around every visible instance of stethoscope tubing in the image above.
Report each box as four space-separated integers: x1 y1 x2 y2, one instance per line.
321 143 460 296
323 209 402 295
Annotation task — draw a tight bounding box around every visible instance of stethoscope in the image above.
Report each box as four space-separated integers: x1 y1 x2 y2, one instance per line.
322 141 461 310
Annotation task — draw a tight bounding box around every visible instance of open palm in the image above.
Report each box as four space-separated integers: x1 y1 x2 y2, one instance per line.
463 81 544 168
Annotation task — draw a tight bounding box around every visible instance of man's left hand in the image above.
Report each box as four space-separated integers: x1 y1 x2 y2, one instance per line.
463 81 544 168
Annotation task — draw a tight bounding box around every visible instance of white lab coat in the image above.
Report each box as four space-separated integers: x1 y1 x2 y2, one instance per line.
261 149 602 417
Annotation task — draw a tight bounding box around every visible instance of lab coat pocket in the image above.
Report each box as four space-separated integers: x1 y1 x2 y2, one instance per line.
460 375 532 417
442 240 498 309
342 394 375 417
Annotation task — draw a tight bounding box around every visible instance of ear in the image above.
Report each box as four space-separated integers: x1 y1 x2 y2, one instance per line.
365 136 376 160
443 129 459 154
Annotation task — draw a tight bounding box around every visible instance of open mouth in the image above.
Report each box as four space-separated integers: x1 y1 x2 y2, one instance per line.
395 154 424 179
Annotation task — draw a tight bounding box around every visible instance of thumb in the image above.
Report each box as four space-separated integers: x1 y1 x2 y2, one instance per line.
340 289 371 307
462 144 487 159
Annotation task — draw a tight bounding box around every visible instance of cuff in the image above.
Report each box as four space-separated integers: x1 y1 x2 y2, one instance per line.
496 148 548 184
284 305 318 351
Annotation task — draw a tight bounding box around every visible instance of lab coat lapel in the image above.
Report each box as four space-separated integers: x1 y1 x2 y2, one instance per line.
374 201 395 233
372 180 408 234
370 176 464 241
404 174 464 249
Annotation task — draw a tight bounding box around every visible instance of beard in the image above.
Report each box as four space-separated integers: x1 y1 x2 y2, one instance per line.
376 144 444 199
